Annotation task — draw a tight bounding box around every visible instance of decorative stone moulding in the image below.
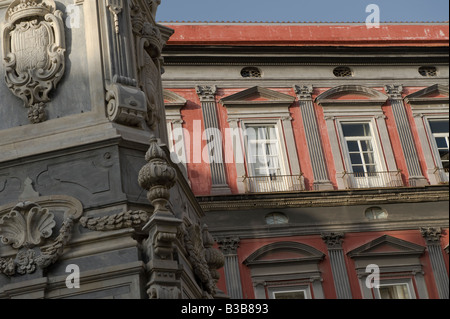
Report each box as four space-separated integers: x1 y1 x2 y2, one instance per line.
105 76 148 127
0 196 83 276
2 0 66 124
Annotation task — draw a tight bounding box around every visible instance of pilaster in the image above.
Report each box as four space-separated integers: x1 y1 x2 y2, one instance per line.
196 85 231 195
385 85 428 186
322 232 353 299
295 85 333 190
420 227 449 299
217 237 243 299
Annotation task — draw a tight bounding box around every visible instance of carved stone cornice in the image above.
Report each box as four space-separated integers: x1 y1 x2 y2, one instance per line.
196 85 217 102
385 84 404 100
199 188 449 212
321 232 345 249
420 227 443 245
217 237 240 255
294 84 314 100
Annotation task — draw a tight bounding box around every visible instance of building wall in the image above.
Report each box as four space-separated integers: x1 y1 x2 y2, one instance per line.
161 22 449 299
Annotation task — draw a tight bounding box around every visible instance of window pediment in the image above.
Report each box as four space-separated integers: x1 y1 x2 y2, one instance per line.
220 86 295 108
404 84 449 106
348 235 425 258
163 90 187 109
316 85 388 108
244 242 325 266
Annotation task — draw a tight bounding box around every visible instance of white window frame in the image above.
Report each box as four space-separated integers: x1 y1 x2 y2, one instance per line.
374 278 417 300
241 120 290 178
240 120 298 193
405 85 449 184
336 118 390 188
268 285 312 300
338 120 385 173
220 87 301 193
322 115 396 189
413 114 449 184
425 117 449 178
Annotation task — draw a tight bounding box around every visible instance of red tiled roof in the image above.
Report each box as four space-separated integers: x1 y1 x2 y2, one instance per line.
162 23 449 47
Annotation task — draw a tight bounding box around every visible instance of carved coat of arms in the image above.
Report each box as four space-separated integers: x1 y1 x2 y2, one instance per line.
2 0 66 123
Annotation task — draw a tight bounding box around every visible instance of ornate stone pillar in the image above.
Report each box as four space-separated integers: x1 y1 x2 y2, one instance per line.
421 227 449 299
196 85 231 195
217 237 243 299
295 85 333 190
385 85 428 186
322 232 353 299
138 137 183 299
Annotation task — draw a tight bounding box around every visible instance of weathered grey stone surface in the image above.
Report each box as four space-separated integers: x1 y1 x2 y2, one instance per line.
0 0 226 300
0 0 92 130
0 146 127 208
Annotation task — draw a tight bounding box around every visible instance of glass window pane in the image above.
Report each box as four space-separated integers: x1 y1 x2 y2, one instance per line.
439 149 449 160
347 141 359 152
361 140 373 152
274 291 306 299
430 120 449 134
379 285 411 299
342 123 371 137
352 166 365 174
246 125 282 177
435 137 448 149
366 165 377 173
350 153 363 164
364 153 376 165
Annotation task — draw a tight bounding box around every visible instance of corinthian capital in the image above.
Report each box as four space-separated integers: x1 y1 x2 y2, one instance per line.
196 85 217 102
385 84 404 99
217 237 240 255
420 227 443 245
294 84 314 100
321 232 345 249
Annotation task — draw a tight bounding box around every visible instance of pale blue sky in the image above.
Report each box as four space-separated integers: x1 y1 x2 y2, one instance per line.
157 0 449 22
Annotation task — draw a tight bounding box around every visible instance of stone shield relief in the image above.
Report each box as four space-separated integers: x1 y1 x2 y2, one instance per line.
2 0 66 124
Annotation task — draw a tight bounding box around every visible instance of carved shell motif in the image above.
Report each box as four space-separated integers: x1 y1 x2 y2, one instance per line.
0 202 56 249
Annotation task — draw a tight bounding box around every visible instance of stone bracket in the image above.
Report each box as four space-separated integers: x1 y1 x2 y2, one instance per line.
105 82 147 127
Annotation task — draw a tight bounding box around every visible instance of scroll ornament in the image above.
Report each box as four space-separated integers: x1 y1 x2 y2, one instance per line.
2 0 66 124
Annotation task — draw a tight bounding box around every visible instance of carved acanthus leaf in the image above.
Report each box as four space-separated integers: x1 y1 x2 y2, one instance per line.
321 232 345 249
